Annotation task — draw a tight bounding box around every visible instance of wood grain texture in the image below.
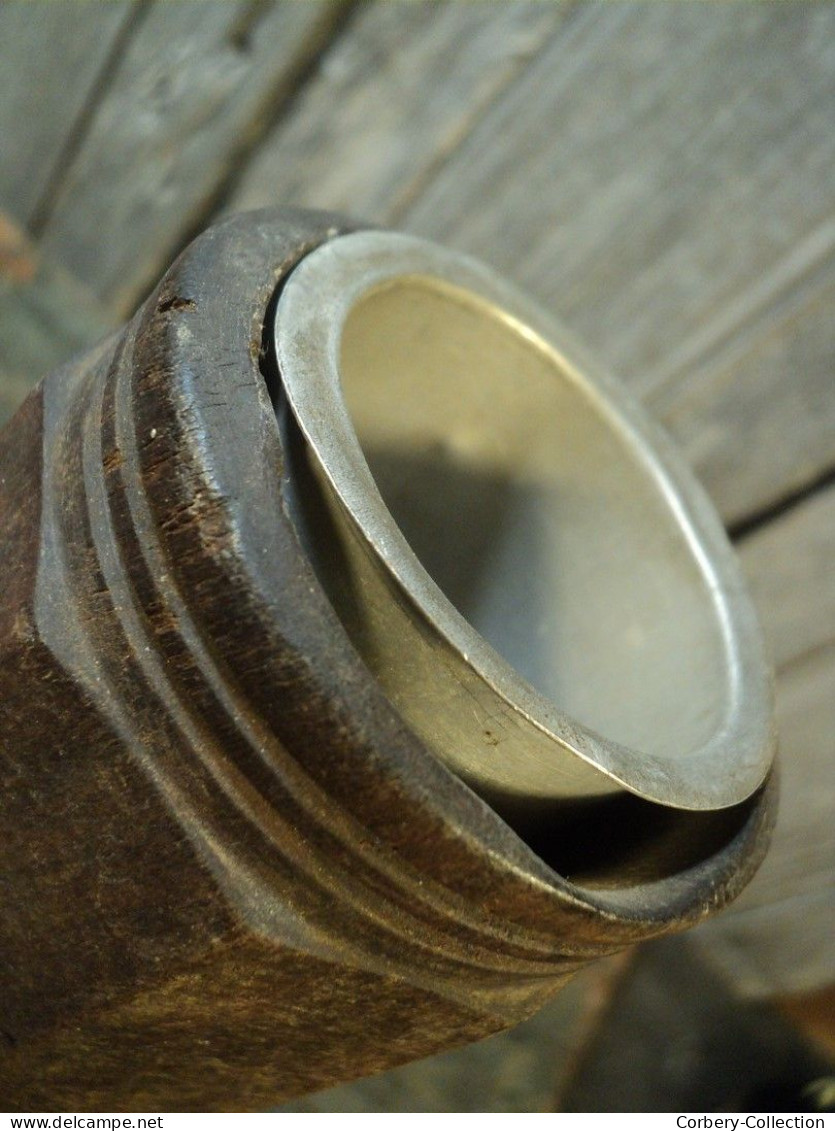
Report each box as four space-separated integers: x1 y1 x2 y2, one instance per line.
36 0 343 313
0 1 135 225
0 0 830 1010
230 0 570 222
751 643 835 908
692 490 835 996
0 214 113 426
10 2 835 526
738 485 835 914
399 3 835 521
739 484 835 673
653 238 835 527
690 644 835 997
694 889 835 1001
278 971 597 1113
556 938 831 1111
402 4 835 385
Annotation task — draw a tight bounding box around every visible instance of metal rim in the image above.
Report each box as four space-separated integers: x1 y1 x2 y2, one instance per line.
273 230 774 812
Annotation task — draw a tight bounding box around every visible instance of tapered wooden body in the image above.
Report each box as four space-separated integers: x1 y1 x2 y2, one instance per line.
0 211 773 1111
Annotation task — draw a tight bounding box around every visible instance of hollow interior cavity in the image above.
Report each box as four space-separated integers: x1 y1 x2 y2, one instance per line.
338 276 727 763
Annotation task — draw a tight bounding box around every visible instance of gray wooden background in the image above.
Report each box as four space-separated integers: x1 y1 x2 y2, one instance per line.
0 0 833 1109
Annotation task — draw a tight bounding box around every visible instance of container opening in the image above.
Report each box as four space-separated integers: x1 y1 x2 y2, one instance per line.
338 276 727 764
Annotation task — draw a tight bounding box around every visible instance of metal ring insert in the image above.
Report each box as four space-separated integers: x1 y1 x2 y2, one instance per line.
274 231 774 820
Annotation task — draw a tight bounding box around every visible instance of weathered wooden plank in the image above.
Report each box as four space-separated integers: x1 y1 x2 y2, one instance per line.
557 938 830 1110
744 643 835 910
738 484 835 672
37 0 344 314
17 1 834 529
229 2 835 529
0 1 136 225
230 0 570 222
400 4 835 517
694 889 835 1000
653 243 835 527
0 214 113 426
736 485 835 914
692 491 835 996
